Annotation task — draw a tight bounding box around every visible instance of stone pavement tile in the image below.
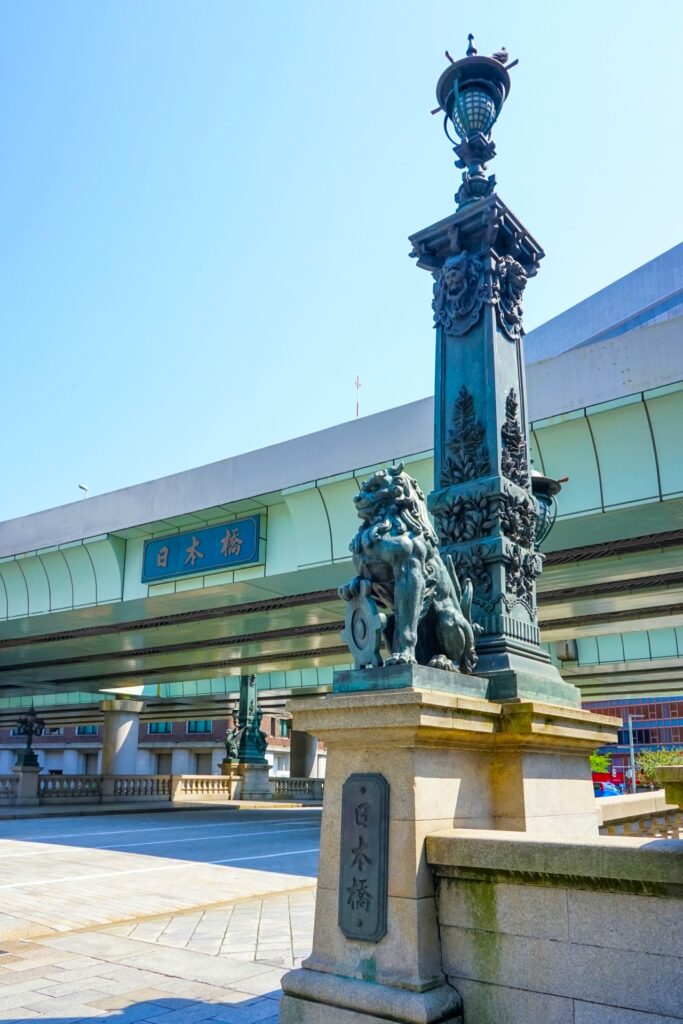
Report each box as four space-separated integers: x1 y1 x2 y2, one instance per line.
229 970 285 998
117 947 274 987
56 955 108 971
0 988 51 1012
39 929 175 961
6 948 76 967
252 950 292 966
186 939 224 956
1 957 69 975
135 978 246 1003
89 987 179 1009
25 986 128 1010
92 964 185 992
129 919 174 942
86 1005 169 1024
210 997 281 1024
141 1004 227 1024
20 996 105 1017
0 972 66 996
2 1010 57 1023
102 920 140 936
36 973 130 997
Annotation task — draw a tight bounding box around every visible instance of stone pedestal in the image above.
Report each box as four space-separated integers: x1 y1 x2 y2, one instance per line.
100 699 144 776
220 758 238 777
238 762 272 800
290 730 318 778
14 748 40 769
280 667 619 1024
13 765 40 805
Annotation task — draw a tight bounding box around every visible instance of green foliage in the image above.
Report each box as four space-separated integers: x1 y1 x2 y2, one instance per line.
636 748 683 786
589 752 611 774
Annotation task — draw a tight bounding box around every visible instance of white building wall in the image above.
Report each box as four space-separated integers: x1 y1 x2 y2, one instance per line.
0 749 15 773
171 748 195 774
136 749 157 774
62 749 86 774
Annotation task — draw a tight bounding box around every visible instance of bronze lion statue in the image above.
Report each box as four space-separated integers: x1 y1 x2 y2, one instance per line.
339 463 480 673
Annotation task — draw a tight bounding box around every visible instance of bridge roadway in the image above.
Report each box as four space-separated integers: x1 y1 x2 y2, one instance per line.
0 807 321 943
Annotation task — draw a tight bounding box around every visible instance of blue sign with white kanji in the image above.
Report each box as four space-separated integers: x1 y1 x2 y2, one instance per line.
142 516 261 584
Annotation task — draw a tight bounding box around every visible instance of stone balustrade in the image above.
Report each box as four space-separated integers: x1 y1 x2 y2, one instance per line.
105 774 172 801
596 790 682 838
39 774 102 802
173 774 238 801
0 771 244 807
0 769 322 808
273 777 324 802
0 774 18 803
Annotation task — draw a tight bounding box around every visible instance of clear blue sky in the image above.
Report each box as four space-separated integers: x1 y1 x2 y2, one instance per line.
1 1 681 520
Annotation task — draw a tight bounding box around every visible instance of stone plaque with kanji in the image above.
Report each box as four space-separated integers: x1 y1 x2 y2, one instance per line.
338 772 389 942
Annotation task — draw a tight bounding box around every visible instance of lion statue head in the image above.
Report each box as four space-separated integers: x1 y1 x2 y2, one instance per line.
353 463 438 547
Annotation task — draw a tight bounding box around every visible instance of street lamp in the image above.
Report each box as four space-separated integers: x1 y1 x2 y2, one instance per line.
531 471 566 547
434 34 514 208
627 713 645 794
78 484 89 500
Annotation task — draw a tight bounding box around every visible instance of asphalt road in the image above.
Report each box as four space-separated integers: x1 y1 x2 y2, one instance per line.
0 807 321 941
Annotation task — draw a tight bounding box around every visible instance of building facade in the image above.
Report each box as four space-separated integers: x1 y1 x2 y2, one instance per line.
0 711 327 778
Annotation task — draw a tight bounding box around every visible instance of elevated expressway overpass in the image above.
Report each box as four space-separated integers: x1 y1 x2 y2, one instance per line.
1 247 682 725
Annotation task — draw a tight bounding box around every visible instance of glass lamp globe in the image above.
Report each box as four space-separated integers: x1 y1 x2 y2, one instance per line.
451 84 499 140
531 471 562 547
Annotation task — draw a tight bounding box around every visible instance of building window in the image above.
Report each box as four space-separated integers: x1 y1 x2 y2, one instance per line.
279 719 291 738
76 725 99 736
148 722 173 735
187 720 212 734
43 727 63 736
270 717 276 736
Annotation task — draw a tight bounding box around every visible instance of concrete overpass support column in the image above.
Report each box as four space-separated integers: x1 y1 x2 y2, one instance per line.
289 730 317 778
100 700 144 775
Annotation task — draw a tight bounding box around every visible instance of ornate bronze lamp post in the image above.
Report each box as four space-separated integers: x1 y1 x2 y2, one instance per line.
14 706 45 768
410 35 577 703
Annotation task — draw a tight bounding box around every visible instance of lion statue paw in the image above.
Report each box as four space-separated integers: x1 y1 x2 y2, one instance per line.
384 653 417 667
428 654 456 672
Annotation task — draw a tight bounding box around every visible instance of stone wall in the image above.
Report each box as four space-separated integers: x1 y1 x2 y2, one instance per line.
427 829 683 1023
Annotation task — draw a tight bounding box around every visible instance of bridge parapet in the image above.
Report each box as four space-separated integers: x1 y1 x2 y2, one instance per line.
426 827 683 1021
597 789 682 838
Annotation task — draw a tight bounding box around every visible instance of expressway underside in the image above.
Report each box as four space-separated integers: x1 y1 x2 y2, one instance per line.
2 525 683 717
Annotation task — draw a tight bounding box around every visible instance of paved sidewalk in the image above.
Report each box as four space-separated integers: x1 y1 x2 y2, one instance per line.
0 809 320 942
0 890 315 1022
